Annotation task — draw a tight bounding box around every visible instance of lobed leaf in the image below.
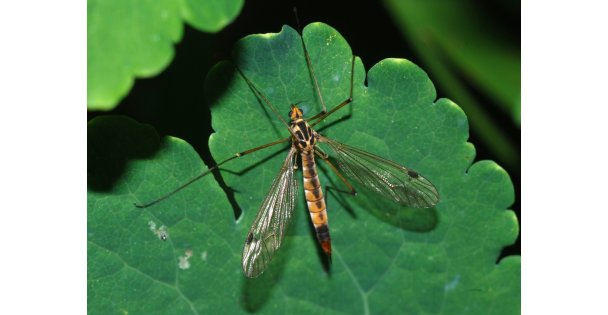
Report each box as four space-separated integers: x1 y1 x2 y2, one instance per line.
87 0 243 110
207 23 520 314
88 116 243 314
88 22 520 314
383 0 521 166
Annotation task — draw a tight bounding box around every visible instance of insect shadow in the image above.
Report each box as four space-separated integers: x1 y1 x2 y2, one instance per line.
348 182 438 232
239 232 296 312
220 145 290 178
315 160 438 232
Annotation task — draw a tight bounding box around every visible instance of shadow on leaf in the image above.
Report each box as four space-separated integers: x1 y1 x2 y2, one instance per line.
239 235 295 312
220 145 290 178
315 158 438 232
350 183 439 232
88 115 160 192
356 189 439 232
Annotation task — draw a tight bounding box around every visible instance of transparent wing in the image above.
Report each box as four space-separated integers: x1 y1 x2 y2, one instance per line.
319 136 439 208
242 147 299 278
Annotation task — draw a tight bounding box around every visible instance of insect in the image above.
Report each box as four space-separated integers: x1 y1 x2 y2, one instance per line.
136 25 439 278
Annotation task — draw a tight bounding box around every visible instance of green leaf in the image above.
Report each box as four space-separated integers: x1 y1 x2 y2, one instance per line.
88 23 519 314
87 0 243 110
88 116 242 314
207 23 520 314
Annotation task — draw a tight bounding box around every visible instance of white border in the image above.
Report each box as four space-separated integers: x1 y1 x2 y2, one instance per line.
0 1 86 313
523 1 608 314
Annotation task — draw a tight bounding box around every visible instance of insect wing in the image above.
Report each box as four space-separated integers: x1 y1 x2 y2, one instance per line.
319 136 439 208
242 148 299 277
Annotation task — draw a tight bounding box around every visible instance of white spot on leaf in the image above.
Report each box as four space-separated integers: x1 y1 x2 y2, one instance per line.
178 249 193 270
325 34 337 46
148 221 168 240
444 274 461 291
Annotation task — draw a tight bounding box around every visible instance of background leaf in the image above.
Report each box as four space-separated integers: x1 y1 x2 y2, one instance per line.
87 0 244 110
383 0 520 167
88 116 243 314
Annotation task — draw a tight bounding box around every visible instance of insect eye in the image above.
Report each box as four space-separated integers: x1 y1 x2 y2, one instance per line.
288 109 293 118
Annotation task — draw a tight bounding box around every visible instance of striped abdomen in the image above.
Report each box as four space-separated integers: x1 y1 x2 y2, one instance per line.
301 151 332 257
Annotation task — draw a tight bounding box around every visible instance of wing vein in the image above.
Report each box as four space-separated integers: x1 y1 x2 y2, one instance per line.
319 136 439 208
242 147 299 277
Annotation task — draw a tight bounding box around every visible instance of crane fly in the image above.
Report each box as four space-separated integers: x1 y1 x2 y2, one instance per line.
136 25 440 278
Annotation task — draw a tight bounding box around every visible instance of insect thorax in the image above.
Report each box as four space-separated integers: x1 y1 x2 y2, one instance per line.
291 119 316 152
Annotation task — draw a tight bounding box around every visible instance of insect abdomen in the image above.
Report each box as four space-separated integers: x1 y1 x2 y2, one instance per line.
301 151 331 257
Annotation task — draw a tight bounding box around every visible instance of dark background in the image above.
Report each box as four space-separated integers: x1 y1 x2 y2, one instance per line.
88 0 520 259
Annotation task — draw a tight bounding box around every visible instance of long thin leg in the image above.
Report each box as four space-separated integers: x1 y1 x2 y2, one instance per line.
306 107 328 122
316 149 358 224
294 7 327 114
234 65 295 137
135 137 291 208
309 55 356 127
314 149 357 196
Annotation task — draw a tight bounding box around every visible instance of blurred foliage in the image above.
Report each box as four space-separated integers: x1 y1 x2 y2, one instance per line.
87 0 244 110
383 0 520 169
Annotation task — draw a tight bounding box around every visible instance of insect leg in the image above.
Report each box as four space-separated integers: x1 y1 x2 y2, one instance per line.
294 9 328 115
234 65 296 137
135 137 291 208
309 55 356 127
314 149 357 196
